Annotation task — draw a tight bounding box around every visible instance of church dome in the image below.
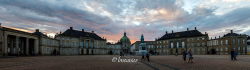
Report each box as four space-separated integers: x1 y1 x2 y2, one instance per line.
119 32 131 44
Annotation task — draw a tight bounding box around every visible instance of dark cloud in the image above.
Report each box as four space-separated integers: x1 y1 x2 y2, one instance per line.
0 0 249 43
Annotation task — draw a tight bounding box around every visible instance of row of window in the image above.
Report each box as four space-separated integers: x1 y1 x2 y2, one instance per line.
208 39 246 46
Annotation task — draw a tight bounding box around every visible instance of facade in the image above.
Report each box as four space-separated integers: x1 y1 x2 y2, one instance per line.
155 27 209 55
33 29 60 55
207 30 248 55
55 27 107 55
0 25 39 56
106 43 121 55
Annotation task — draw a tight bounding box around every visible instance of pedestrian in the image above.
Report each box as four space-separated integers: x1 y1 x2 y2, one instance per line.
146 53 150 62
182 49 187 62
141 53 145 61
120 52 124 57
231 49 237 61
187 48 193 63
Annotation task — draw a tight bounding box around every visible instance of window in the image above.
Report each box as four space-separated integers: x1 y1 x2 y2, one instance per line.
226 40 228 45
177 42 179 48
233 39 235 44
221 40 223 45
238 39 240 44
171 42 174 48
182 42 185 48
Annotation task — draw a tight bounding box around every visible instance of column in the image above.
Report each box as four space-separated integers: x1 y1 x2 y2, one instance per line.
34 39 39 55
3 34 7 56
16 36 19 55
26 38 29 55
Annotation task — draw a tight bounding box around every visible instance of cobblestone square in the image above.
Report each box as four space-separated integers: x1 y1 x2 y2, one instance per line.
1 55 250 70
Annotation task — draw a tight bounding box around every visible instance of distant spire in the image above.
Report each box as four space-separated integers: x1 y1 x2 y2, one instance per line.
35 29 39 32
70 27 73 30
124 32 127 36
141 34 144 43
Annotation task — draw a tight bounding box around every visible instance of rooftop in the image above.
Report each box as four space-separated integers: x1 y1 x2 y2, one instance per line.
57 27 106 41
157 27 207 41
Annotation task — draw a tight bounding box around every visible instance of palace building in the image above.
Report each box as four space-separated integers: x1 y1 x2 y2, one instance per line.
33 29 60 55
207 30 248 55
106 42 121 55
55 27 107 55
0 24 108 56
155 27 209 55
0 24 39 56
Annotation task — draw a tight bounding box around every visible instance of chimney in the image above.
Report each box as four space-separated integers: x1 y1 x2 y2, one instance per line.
0 22 1 27
215 37 217 39
172 30 174 33
219 36 221 38
195 27 197 30
187 28 189 31
231 30 233 33
166 31 168 34
91 31 94 33
35 29 39 32
82 29 84 32
205 32 207 34
70 27 73 30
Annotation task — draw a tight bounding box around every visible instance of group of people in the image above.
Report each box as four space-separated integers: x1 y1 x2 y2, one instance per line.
182 48 193 63
181 48 239 63
129 48 238 63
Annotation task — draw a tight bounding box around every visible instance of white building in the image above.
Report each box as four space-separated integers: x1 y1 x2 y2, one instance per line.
33 29 59 55
55 27 107 55
107 43 121 55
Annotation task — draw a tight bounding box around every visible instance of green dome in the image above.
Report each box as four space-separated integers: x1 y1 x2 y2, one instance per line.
119 32 131 44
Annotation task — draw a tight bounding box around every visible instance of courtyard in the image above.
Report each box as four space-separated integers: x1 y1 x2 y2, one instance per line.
0 55 250 70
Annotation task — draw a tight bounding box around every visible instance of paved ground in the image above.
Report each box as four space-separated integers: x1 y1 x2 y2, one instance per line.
0 55 250 70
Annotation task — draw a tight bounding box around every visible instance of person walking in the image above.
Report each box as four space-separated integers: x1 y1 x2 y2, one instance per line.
231 49 237 61
187 48 193 63
141 53 145 61
182 49 187 62
146 53 150 62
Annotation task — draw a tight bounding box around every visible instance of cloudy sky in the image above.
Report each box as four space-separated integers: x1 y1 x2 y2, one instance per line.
0 0 250 43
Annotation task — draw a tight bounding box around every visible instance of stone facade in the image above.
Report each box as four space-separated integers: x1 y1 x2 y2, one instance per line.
106 43 121 55
0 25 108 56
207 30 248 55
55 27 107 55
33 29 60 55
0 26 39 56
155 27 209 55
40 37 59 55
